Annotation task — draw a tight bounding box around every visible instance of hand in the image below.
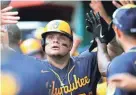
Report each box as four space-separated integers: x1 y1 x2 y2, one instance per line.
108 73 136 91
86 10 115 51
90 0 111 24
1 6 20 25
112 0 135 8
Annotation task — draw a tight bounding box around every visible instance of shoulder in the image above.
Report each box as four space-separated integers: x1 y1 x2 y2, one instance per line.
110 52 136 66
70 51 98 71
108 52 136 77
2 49 45 70
79 49 97 60
71 51 97 65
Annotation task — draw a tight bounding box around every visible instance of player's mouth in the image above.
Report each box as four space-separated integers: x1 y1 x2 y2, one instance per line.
51 45 60 50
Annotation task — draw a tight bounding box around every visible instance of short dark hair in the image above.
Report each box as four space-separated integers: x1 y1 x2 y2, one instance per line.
1 0 11 9
6 24 21 46
124 32 136 39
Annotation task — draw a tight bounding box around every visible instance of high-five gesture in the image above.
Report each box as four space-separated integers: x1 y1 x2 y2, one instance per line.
1 6 20 25
86 10 115 51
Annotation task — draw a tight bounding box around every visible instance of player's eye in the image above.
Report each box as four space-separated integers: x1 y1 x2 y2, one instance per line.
46 34 54 39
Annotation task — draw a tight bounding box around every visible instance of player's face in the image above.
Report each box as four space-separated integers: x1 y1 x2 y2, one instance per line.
45 32 72 57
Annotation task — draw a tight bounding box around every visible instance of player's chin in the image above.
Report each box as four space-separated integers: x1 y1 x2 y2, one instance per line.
49 51 62 55
51 52 68 56
50 54 65 58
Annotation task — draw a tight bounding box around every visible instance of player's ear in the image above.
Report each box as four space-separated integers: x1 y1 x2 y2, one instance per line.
113 26 122 39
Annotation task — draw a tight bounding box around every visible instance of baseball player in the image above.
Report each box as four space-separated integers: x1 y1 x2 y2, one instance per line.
40 18 115 95
20 38 45 59
1 48 48 95
107 4 136 95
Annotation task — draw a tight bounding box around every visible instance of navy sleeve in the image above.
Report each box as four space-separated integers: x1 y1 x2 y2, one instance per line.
1 49 48 95
108 58 134 76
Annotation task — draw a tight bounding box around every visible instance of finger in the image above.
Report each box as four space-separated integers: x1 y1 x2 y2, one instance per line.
2 11 18 16
109 77 122 82
108 74 125 82
86 13 95 27
2 16 20 20
93 0 100 3
91 0 97 3
2 20 18 25
96 12 101 24
86 17 93 26
90 10 97 24
109 82 122 89
119 0 128 5
124 0 130 4
1 6 13 12
86 13 92 22
86 18 94 32
112 0 122 8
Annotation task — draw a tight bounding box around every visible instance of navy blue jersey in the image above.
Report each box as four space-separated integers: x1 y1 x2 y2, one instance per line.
41 49 101 95
1 49 47 95
107 47 136 95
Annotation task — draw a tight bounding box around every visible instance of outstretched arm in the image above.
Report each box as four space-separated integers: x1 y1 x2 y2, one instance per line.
85 10 123 76
96 37 124 76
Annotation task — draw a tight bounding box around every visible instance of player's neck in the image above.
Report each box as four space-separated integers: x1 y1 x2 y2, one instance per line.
122 40 136 52
47 54 70 69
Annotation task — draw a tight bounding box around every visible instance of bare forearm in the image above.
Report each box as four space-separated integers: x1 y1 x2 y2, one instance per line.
97 51 111 76
96 38 111 76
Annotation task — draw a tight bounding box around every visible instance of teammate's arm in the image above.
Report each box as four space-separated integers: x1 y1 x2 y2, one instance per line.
108 73 136 91
96 38 110 76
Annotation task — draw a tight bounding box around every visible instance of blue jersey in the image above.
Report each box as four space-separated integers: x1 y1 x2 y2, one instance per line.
41 50 101 95
107 47 136 95
1 49 47 95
